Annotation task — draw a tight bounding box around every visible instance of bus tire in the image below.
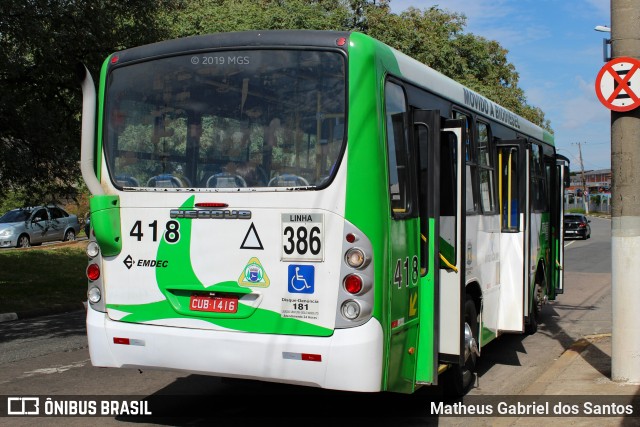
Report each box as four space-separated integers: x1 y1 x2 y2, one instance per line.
525 278 545 335
525 309 538 335
443 295 478 396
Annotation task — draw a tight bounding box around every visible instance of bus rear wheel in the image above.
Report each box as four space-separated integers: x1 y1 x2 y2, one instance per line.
444 295 479 396
526 278 546 335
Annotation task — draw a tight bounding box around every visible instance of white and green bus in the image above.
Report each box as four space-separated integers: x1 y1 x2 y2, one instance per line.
80 30 569 395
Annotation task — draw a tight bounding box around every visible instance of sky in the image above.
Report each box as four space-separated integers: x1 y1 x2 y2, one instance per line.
389 0 611 172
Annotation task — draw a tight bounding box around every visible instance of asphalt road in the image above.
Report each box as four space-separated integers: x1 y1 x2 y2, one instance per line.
0 216 613 426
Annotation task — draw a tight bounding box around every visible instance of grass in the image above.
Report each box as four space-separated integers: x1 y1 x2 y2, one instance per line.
566 208 586 214
0 242 88 314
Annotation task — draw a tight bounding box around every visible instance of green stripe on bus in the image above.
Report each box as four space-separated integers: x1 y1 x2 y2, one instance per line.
113 195 331 336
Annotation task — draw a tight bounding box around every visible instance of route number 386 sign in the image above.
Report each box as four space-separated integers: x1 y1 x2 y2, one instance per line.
595 56 640 112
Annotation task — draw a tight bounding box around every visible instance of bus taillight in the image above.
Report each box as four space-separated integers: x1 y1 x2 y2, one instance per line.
87 263 100 281
337 222 374 326
86 241 100 258
345 248 368 269
343 274 363 294
195 202 228 208
88 286 101 303
341 300 361 320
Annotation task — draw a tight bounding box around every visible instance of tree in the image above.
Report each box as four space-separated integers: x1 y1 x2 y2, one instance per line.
161 1 551 130
364 5 551 130
0 0 552 207
0 0 170 206
158 0 351 36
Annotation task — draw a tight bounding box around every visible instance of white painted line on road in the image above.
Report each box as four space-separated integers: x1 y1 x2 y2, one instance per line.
20 360 90 379
564 240 576 248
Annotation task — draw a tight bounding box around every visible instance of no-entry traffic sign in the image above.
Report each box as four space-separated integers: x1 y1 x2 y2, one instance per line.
595 56 640 112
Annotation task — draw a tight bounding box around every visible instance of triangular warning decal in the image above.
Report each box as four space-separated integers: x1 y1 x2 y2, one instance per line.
240 222 264 250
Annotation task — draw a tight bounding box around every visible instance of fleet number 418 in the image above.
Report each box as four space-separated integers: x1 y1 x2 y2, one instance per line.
129 220 180 243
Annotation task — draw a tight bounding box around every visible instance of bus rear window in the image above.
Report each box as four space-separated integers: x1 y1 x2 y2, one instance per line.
104 49 346 189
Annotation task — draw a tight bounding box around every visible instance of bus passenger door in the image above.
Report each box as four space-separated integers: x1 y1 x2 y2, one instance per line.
552 156 570 296
437 120 465 366
496 140 527 332
412 110 440 385
384 81 421 394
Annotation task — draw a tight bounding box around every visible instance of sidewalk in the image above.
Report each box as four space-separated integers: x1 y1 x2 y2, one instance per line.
519 333 637 396
488 333 640 426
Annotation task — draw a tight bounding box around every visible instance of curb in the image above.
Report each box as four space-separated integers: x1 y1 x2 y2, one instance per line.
0 312 18 322
518 337 592 395
518 333 613 396
0 303 86 323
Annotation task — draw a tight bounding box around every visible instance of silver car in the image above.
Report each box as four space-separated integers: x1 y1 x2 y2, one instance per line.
0 206 81 248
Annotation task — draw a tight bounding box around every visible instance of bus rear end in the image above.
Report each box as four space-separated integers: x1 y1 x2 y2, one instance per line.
81 31 382 392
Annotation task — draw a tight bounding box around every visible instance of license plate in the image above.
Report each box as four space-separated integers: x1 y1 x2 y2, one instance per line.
190 294 238 313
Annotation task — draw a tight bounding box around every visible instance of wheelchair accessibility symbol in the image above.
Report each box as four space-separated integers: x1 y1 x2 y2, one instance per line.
288 265 315 294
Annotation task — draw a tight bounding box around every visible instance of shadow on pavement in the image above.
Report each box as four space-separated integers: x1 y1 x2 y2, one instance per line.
0 309 86 344
114 375 447 426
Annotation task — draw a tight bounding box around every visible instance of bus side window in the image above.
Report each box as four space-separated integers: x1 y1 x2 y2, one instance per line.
454 112 477 214
477 122 497 213
440 132 457 267
416 122 430 275
385 81 415 218
499 147 520 231
530 143 548 212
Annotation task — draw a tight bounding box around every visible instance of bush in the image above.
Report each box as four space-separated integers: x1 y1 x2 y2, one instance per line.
566 208 586 214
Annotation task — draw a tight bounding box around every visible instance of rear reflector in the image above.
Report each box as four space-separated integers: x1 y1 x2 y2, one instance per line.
113 337 145 346
282 352 322 362
302 353 322 362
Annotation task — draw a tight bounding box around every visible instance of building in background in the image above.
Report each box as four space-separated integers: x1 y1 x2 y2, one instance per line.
565 169 611 214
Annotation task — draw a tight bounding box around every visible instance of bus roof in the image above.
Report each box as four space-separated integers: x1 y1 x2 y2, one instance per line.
358 33 554 146
108 30 350 66
106 30 553 146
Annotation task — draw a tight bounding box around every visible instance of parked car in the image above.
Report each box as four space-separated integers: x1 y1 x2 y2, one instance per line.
0 205 81 248
564 213 591 239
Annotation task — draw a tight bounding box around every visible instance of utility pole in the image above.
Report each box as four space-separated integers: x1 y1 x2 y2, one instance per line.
573 142 589 214
611 0 640 383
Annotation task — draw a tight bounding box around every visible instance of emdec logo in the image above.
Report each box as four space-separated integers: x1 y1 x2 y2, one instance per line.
123 255 169 270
